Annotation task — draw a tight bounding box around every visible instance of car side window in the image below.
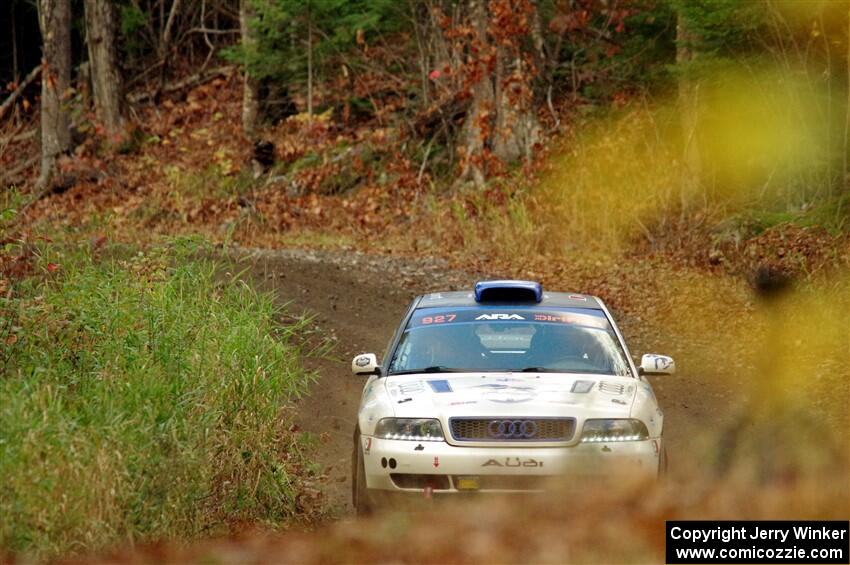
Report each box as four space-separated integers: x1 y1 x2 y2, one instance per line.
384 299 418 376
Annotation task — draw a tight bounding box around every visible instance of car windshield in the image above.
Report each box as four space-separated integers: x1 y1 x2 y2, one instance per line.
388 306 631 376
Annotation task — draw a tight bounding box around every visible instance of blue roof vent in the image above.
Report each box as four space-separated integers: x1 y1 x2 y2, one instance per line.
474 280 543 303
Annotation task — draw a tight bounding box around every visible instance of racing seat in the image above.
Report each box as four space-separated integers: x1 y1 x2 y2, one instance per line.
528 326 587 369
442 324 490 370
405 325 490 371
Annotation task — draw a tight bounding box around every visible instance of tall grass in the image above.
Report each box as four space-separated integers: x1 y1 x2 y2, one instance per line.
0 243 314 559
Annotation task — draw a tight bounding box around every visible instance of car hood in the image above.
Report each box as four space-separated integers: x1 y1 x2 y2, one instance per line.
383 372 637 421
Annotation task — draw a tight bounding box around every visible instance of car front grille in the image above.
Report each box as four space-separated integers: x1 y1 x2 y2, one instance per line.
449 417 575 442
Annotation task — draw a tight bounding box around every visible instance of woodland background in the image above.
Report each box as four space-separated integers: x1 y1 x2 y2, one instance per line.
2 0 848 249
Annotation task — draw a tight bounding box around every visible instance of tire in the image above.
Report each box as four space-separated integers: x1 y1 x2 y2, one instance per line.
352 427 374 515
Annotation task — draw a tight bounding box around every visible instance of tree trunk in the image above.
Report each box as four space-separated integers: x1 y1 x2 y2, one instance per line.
676 11 702 205
11 1 19 83
409 0 430 108
459 0 496 187
156 0 182 96
306 8 313 122
240 0 259 137
459 0 540 187
844 8 849 197
84 0 125 141
492 48 539 164
37 0 72 190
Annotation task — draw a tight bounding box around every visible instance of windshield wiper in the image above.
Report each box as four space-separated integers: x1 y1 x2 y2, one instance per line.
390 366 466 375
519 367 619 375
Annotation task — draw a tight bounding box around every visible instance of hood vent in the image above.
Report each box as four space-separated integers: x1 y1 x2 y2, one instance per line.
474 280 543 303
398 381 424 395
571 380 595 394
598 381 625 395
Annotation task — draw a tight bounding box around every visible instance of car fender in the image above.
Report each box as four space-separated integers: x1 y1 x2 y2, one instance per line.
630 380 664 438
357 376 395 436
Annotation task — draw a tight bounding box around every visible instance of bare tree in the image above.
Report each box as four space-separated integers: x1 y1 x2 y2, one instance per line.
460 0 540 186
306 2 313 121
85 0 125 141
37 0 72 189
239 0 259 136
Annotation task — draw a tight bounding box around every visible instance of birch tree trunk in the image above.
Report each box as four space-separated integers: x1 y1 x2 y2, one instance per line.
240 0 259 137
676 12 702 206
37 0 72 189
84 0 125 140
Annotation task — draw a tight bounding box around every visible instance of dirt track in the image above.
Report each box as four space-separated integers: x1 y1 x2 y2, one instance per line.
236 247 733 514
239 248 478 514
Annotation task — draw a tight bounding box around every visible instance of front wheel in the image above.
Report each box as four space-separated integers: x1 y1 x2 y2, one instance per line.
352 428 375 515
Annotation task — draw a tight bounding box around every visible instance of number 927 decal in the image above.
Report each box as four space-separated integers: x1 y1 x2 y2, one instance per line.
421 314 457 325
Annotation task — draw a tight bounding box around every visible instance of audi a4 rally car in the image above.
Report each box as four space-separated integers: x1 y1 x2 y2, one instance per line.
350 280 675 512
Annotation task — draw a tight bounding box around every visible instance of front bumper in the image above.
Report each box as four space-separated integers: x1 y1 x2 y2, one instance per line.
361 436 661 493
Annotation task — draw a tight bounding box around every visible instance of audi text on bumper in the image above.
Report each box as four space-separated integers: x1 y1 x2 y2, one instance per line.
360 435 662 493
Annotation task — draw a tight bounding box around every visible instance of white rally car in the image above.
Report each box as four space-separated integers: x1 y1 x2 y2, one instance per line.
350 280 674 512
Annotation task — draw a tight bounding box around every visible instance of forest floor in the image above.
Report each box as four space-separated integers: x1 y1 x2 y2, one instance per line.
4 68 848 285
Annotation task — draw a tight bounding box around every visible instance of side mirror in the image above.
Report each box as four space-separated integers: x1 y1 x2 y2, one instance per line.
352 353 380 376
639 354 676 375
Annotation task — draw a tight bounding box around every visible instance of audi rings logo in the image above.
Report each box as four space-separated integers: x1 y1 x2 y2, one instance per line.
487 419 538 439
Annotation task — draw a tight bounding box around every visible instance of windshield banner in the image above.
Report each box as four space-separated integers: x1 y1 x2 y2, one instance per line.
409 307 609 329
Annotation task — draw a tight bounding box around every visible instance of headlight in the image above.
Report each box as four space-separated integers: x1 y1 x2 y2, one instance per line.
580 419 649 442
374 418 445 442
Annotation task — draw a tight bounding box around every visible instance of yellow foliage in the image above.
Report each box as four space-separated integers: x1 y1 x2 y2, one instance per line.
534 107 684 253
290 108 334 123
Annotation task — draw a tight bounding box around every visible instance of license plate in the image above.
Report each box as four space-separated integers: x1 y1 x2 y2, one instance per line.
456 476 480 491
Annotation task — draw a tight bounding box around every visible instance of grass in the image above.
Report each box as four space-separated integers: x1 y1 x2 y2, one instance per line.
274 229 356 249
726 192 850 236
0 240 315 560
165 163 256 200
